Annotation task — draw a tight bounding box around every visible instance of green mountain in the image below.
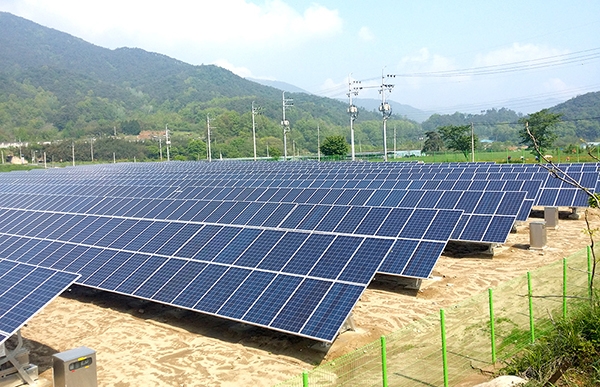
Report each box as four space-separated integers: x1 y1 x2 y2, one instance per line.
1 11 426 159
550 91 600 142
419 92 600 148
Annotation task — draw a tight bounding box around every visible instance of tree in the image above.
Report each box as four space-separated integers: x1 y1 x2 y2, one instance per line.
421 131 444 153
519 109 562 158
438 124 478 160
320 135 349 157
121 120 141 135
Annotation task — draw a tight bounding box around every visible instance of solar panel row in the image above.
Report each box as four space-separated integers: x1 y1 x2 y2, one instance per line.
0 160 597 343
0 259 79 346
0 203 461 342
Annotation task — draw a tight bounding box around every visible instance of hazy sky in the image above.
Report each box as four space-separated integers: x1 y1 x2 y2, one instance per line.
2 1 599 113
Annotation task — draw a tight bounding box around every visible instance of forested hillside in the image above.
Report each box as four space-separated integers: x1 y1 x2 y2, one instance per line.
0 11 424 159
421 92 600 149
0 11 598 162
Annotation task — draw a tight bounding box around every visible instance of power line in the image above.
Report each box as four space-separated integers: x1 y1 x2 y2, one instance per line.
389 47 600 78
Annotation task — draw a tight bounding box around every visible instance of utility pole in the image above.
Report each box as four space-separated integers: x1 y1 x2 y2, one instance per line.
90 137 94 162
71 141 75 166
165 124 171 162
394 125 397 159
471 122 475 162
206 115 213 162
281 91 293 160
378 69 394 161
317 124 321 162
159 137 163 161
252 101 262 161
347 74 361 161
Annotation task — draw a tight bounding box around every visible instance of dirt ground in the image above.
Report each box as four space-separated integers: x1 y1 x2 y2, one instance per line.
7 208 595 387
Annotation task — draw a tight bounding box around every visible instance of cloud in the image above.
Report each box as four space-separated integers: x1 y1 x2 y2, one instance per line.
358 26 374 42
543 77 568 92
317 77 347 97
212 59 254 78
1 0 343 49
475 43 569 66
399 48 457 72
394 48 461 89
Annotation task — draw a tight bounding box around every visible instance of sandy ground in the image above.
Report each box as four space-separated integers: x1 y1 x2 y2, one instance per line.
6 208 595 387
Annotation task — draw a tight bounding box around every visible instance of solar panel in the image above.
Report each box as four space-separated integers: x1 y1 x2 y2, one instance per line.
0 258 79 346
0 160 596 343
0 203 460 342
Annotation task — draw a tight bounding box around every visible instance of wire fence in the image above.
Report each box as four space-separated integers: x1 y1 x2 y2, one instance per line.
275 247 594 387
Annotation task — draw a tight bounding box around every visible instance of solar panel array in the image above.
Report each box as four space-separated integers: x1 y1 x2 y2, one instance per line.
0 259 79 346
0 160 597 343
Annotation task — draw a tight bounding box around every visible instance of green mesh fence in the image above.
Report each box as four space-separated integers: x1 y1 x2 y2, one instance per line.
274 247 594 387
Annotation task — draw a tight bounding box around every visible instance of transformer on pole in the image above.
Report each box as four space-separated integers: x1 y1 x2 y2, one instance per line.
378 70 394 161
281 92 293 160
347 74 362 161
252 101 263 161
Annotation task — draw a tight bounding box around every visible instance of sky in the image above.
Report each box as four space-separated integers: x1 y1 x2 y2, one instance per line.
1 0 600 114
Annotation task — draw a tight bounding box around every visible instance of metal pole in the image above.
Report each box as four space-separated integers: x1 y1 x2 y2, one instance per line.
393 125 396 159
252 101 257 161
381 336 388 387
165 124 170 162
43 152 46 169
381 70 387 162
440 309 449 387
90 137 94 162
563 258 568 319
383 118 388 161
527 272 535 344
471 122 475 162
347 74 360 161
71 141 75 166
159 138 163 161
281 92 292 160
113 152 116 164
350 111 355 161
207 115 212 162
317 124 320 162
488 289 497 364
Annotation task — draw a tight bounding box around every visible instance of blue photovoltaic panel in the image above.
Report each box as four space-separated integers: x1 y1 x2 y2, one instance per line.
3 160 592 343
0 259 79 346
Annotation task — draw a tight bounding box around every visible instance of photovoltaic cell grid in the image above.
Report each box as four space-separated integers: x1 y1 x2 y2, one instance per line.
0 258 79 346
0 160 596 342
1 161 594 208
0 202 461 342
0 184 521 244
0 170 531 243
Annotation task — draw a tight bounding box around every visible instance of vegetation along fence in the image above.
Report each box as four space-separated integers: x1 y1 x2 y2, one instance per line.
275 247 595 387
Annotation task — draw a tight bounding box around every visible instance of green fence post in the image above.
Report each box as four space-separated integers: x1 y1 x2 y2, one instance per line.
588 245 593 299
381 336 388 387
527 272 535 344
488 289 497 364
440 309 449 387
302 370 309 387
563 258 568 319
